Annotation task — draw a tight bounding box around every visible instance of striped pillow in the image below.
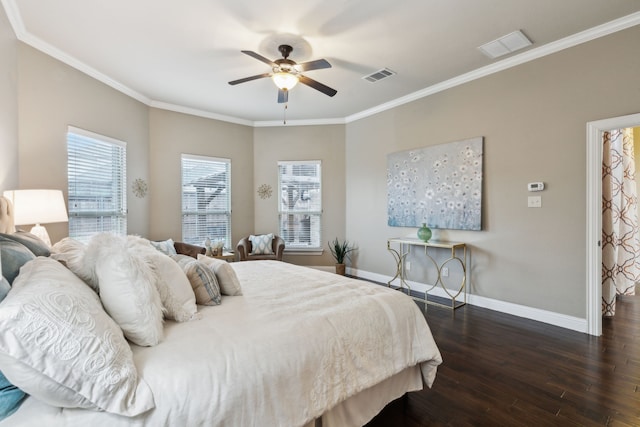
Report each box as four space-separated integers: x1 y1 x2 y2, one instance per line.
173 256 222 306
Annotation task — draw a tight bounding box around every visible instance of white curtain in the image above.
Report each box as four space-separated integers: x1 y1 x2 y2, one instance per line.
602 128 640 317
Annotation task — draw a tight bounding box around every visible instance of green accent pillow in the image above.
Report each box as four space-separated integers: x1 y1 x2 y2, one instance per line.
0 370 25 420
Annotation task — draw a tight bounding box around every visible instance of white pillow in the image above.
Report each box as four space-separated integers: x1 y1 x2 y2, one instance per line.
249 233 274 255
92 234 164 346
0 257 155 416
197 254 243 296
50 237 99 292
132 239 200 322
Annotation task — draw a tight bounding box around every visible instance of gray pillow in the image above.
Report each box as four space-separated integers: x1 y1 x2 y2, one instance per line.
0 277 9 303
0 236 36 285
0 230 50 257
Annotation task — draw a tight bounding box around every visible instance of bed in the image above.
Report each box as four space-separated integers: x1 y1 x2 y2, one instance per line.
0 223 441 426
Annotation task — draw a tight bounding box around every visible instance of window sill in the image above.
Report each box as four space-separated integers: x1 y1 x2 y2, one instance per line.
284 248 324 256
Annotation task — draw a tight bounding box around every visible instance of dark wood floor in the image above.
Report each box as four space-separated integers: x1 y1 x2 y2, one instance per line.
365 294 640 426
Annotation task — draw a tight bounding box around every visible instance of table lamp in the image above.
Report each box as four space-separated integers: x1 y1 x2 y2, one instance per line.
2 189 69 246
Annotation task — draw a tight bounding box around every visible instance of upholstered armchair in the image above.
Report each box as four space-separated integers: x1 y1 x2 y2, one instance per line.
236 235 285 261
173 241 206 259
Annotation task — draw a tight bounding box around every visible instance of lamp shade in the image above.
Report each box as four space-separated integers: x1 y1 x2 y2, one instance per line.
272 72 299 90
2 189 69 225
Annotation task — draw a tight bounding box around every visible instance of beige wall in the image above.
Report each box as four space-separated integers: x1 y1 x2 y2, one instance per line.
148 108 254 244
17 44 150 244
7 15 640 323
253 125 345 266
346 25 640 318
0 5 18 192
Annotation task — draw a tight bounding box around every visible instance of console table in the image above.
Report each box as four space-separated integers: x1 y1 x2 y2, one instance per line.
386 237 467 309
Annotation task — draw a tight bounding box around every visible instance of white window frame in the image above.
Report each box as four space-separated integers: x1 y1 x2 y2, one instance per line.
66 126 127 243
181 154 232 249
278 160 322 253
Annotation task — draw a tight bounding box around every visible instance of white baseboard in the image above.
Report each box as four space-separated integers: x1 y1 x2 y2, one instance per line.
348 267 588 334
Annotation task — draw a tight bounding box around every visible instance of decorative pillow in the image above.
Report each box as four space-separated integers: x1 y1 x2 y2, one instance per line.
197 254 243 296
172 255 222 306
0 236 35 285
51 237 99 292
91 233 164 346
0 230 50 257
0 277 9 303
0 370 25 420
151 238 177 256
249 233 274 255
0 257 155 416
131 240 199 322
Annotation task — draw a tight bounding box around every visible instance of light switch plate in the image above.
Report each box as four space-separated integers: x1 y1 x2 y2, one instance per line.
528 196 542 208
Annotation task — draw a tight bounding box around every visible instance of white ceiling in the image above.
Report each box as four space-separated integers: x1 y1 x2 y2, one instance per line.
3 0 640 126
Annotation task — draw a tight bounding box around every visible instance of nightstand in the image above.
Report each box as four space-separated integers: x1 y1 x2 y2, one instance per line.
208 251 235 262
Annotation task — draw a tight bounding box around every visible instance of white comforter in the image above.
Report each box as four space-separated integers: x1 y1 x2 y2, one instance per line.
3 261 442 427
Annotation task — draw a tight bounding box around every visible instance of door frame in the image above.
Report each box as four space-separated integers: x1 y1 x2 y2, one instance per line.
586 112 640 336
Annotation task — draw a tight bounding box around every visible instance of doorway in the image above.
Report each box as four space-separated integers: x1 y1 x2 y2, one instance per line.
586 113 640 336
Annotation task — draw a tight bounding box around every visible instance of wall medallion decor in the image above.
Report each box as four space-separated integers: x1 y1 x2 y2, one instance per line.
387 137 483 231
257 184 273 199
132 178 148 198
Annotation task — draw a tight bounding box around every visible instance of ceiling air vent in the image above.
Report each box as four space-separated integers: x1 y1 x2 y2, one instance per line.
363 68 396 83
478 30 532 59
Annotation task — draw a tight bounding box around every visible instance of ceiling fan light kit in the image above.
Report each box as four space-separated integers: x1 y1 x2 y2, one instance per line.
229 44 336 103
272 72 298 90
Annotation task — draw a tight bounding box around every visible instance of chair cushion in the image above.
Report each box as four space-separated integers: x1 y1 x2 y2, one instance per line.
151 238 178 256
249 233 274 255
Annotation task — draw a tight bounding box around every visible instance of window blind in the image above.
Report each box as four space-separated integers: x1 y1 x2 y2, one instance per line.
181 154 231 248
278 160 322 250
67 126 127 243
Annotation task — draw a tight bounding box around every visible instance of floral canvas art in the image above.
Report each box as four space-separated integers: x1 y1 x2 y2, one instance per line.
387 137 483 230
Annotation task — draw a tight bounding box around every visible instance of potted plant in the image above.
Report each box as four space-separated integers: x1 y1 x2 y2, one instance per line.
328 238 356 275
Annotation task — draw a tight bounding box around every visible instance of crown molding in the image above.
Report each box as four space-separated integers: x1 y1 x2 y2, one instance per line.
148 101 254 127
4 0 639 128
253 117 346 127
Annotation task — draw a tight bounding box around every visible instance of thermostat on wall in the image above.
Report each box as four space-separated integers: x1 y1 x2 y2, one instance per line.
527 182 545 192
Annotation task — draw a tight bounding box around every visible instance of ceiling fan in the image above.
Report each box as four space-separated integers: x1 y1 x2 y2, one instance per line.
228 44 337 103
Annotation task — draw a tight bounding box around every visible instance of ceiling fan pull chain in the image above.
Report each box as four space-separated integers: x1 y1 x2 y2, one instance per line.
283 104 288 125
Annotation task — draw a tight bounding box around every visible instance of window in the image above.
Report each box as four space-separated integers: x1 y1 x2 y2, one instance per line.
67 126 127 243
181 154 231 248
278 160 322 250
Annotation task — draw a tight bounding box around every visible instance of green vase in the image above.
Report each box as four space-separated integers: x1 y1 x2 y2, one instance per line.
417 223 432 242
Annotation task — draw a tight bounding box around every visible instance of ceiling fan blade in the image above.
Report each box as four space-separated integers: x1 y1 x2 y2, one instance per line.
228 73 271 85
241 50 276 67
298 75 337 97
297 59 332 72
277 89 289 104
